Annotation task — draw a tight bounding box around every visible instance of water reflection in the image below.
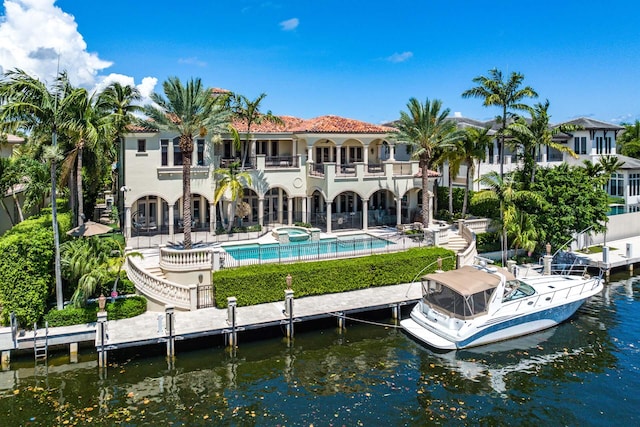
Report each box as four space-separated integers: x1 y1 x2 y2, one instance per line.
0 274 637 425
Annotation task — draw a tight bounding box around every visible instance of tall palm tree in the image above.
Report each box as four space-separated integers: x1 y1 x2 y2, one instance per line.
462 68 538 179
213 161 253 232
459 126 492 215
472 171 544 265
61 87 113 226
507 100 578 186
391 98 462 227
228 92 283 170
618 120 640 158
99 82 142 214
0 69 79 310
144 77 229 249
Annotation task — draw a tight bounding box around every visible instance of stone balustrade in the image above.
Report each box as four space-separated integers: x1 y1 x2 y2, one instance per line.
462 218 492 234
127 257 197 311
159 246 214 271
456 222 478 267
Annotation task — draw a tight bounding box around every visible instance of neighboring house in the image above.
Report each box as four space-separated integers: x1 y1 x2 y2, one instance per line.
121 115 434 240
442 116 640 212
0 134 25 235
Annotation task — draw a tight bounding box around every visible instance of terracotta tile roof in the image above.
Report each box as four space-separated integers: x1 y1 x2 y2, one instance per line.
128 123 157 132
2 134 24 143
129 114 395 135
231 114 394 134
413 168 441 178
296 115 395 133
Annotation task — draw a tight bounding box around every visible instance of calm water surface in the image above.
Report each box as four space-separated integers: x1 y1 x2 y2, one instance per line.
0 271 638 426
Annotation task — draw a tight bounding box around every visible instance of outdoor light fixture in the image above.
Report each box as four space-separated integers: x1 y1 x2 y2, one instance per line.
98 294 107 312
286 274 292 290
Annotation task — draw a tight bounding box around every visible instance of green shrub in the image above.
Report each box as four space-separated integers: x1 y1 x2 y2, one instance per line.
476 232 501 253
293 222 312 228
44 296 147 327
213 247 455 307
0 212 72 326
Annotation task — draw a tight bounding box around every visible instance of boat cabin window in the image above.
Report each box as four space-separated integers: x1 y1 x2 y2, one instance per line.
423 280 493 319
503 280 536 302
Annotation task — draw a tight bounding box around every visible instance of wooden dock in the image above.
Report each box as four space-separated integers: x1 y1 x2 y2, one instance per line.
1 282 423 366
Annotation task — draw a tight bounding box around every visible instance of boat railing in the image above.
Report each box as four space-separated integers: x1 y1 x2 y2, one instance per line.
496 276 601 315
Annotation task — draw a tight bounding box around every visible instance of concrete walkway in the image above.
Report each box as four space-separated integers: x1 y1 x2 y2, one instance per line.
575 235 640 270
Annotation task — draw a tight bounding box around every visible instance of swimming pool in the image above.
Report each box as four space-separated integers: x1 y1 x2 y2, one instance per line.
222 233 395 264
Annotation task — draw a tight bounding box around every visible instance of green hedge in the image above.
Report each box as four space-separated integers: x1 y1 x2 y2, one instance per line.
0 212 72 326
213 247 455 307
44 296 147 327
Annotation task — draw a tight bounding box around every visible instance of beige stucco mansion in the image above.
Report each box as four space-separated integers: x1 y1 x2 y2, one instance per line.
119 112 639 242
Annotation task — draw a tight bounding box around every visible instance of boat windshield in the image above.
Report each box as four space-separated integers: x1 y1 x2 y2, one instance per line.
423 280 494 319
503 280 536 302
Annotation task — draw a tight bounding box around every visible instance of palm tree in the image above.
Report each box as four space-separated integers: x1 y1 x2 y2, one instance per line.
391 98 462 228
462 68 538 179
228 92 283 170
144 77 229 249
618 120 640 158
61 87 113 226
472 171 544 265
99 82 142 215
213 161 253 232
0 68 79 310
459 126 492 215
507 100 578 186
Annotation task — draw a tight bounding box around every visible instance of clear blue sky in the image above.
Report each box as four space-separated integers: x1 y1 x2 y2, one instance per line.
2 0 639 125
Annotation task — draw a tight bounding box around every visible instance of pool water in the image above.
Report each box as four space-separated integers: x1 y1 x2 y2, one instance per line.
223 233 394 261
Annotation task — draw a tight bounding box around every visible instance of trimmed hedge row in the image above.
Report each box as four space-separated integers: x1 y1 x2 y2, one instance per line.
44 296 147 327
213 247 455 308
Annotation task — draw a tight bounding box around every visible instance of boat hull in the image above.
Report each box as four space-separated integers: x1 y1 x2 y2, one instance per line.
401 297 591 350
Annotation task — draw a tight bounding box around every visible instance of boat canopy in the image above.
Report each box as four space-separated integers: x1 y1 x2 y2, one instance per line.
422 266 514 297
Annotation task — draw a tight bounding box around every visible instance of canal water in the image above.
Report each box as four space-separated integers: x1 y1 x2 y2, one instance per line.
0 271 638 426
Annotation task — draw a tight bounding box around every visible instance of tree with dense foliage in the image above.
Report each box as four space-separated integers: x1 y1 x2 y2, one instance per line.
0 212 72 326
508 100 578 187
462 68 538 179
530 163 608 251
472 171 544 265
214 161 253 232
228 92 283 170
391 98 462 227
618 120 640 158
144 77 229 249
0 69 80 309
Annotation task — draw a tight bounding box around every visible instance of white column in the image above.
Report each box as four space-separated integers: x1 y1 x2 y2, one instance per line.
278 189 284 224
258 198 264 226
362 198 369 230
308 146 314 163
288 197 293 225
124 206 132 239
396 196 402 227
326 201 333 233
364 144 369 167
389 144 396 161
168 203 175 238
306 196 312 223
209 202 216 232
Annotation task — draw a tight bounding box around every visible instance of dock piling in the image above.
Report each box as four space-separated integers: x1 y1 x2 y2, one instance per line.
284 289 294 338
337 312 345 331
165 305 175 358
226 297 237 348
97 311 108 368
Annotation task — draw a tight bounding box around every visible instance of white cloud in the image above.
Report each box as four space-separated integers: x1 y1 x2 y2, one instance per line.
178 57 207 67
0 0 112 86
279 17 299 31
92 73 158 107
386 51 413 63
